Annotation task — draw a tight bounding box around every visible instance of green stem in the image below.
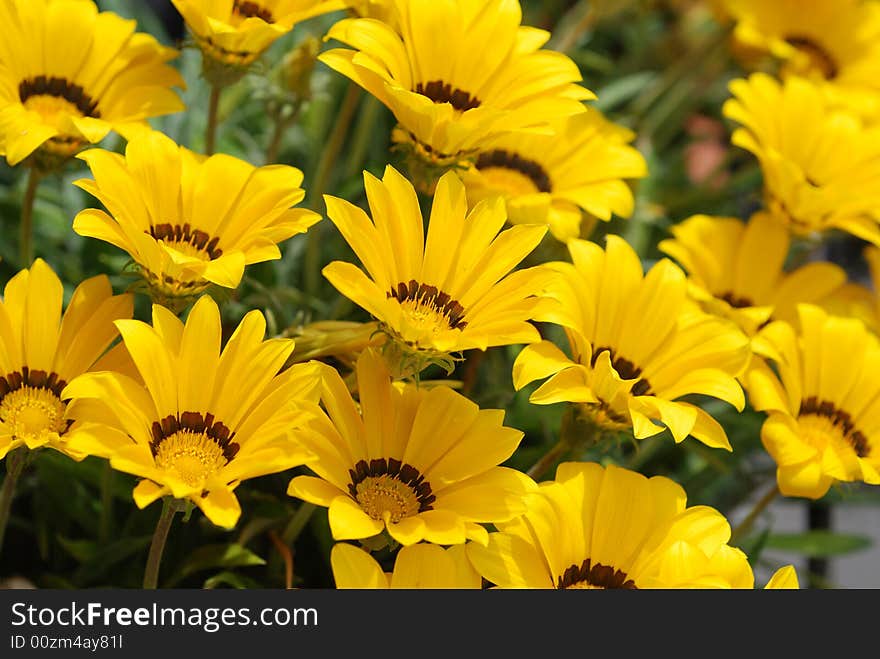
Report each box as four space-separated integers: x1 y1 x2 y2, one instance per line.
527 437 571 481
549 2 595 54
0 448 28 557
730 484 780 545
345 94 382 179
265 102 302 165
205 85 222 156
99 461 114 544
282 502 316 545
303 82 362 299
19 168 41 267
143 498 181 589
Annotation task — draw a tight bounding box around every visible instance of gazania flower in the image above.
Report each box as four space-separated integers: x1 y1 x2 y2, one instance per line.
331 542 480 588
721 0 880 119
62 295 321 528
658 212 848 336
0 259 132 460
723 73 880 245
171 0 344 72
466 462 755 589
0 0 184 169
73 130 321 309
320 0 593 167
322 165 550 369
747 304 880 499
287 349 534 546
462 108 648 242
514 235 750 450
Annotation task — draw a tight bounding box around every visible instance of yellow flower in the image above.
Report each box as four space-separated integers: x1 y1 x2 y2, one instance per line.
462 108 648 243
658 212 848 336
0 0 184 169
322 165 551 365
0 259 132 460
342 0 393 20
331 542 480 588
320 0 593 167
73 130 321 308
818 244 880 333
514 235 750 450
723 73 880 245
721 0 880 119
747 304 880 499
172 0 345 70
61 295 321 529
764 565 799 589
467 462 755 589
287 348 534 546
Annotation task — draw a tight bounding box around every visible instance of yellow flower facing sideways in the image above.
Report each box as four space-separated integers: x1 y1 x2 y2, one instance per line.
287 349 534 546
73 130 321 308
320 0 593 167
0 259 133 461
467 462 755 589
0 0 185 168
331 542 480 588
322 166 552 367
658 212 848 336
723 73 880 245
462 108 648 243
172 0 345 70
514 235 750 450
747 304 880 499
62 295 322 528
722 0 880 120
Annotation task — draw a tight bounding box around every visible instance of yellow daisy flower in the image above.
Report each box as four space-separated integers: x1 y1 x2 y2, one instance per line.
721 0 880 119
331 542 480 588
658 212 848 336
61 295 322 529
514 235 750 450
467 462 755 589
171 0 345 72
747 304 880 499
320 0 593 167
818 244 880 333
0 259 133 460
287 348 534 546
0 0 185 169
322 165 551 368
73 130 321 309
723 73 880 245
462 108 648 243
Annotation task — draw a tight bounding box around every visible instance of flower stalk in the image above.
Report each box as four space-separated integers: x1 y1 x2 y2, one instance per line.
143 497 182 589
0 448 28 558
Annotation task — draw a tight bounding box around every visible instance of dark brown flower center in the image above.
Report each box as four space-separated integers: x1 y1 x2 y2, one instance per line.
785 35 838 79
475 149 553 193
233 0 273 22
557 559 638 589
18 75 101 118
348 457 435 520
148 223 224 259
800 396 870 458
591 346 652 396
414 80 481 111
388 280 468 330
719 291 754 309
149 411 240 463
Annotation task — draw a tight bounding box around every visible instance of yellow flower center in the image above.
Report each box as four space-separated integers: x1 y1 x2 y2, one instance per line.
150 412 240 489
475 149 552 195
557 559 637 589
798 397 870 459
349 458 435 523
0 369 69 445
149 223 224 261
388 280 468 337
19 75 100 122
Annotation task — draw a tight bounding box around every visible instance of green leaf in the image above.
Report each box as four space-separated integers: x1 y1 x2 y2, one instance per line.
165 543 267 587
203 571 263 589
765 531 873 557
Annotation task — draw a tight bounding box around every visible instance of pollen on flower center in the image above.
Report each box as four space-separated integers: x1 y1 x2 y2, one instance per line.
475 149 552 194
19 75 101 119
389 280 468 333
348 458 435 523
557 559 638 589
799 396 870 458
150 411 240 488
785 35 838 79
148 223 224 260
414 80 481 111
0 369 69 442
